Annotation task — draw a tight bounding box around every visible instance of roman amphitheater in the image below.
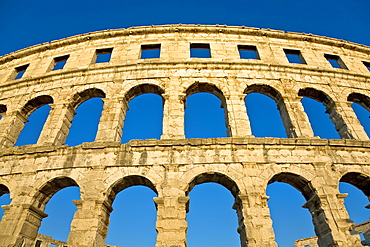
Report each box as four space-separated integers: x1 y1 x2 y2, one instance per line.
0 24 369 247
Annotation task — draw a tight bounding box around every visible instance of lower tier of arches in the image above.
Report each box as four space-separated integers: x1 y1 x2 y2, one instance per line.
0 137 369 246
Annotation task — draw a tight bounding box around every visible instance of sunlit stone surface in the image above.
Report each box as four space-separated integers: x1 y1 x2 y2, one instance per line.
0 24 369 247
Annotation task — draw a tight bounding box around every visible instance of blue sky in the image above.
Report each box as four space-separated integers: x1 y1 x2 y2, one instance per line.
0 0 370 246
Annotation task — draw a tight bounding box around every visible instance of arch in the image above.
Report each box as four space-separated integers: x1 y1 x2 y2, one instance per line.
244 84 283 102
8 177 81 245
21 95 53 117
106 175 158 206
186 172 240 197
244 84 293 137
38 186 80 242
70 88 106 109
0 184 9 196
340 172 370 197
121 85 164 143
267 181 315 246
187 183 240 247
268 172 335 246
339 172 370 243
124 83 165 103
0 184 11 221
348 93 370 112
185 172 241 246
105 175 158 246
33 176 79 210
185 82 226 103
298 87 333 106
347 92 370 137
106 185 158 246
298 87 342 139
65 88 106 146
184 82 230 137
15 95 53 146
268 172 316 200
0 104 6 115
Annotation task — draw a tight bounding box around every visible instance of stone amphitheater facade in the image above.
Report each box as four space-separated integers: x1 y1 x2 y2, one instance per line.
0 24 369 247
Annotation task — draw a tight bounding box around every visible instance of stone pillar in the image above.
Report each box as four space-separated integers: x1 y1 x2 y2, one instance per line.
0 110 27 148
302 193 361 247
233 192 277 247
280 96 314 138
161 93 185 139
0 203 48 246
154 195 189 247
67 199 112 247
225 94 252 137
37 103 75 146
328 101 368 140
95 97 127 142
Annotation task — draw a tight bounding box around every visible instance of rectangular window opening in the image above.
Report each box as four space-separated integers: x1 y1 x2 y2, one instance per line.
324 54 348 69
52 55 69 70
284 49 306 64
363 61 370 71
140 44 161 59
190 43 211 58
13 64 29 80
95 48 113 63
238 45 260 59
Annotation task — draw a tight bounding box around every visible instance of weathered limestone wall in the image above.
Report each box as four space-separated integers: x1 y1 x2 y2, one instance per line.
0 25 369 247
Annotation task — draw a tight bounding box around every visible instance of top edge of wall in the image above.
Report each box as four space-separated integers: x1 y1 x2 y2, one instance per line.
1 24 369 65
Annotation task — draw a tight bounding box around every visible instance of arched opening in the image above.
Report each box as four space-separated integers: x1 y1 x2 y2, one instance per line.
340 172 370 244
186 173 240 247
0 184 11 221
0 104 6 120
267 181 315 246
15 95 53 146
185 82 229 138
65 88 105 146
299 88 341 139
244 85 291 138
105 176 158 246
38 187 80 242
34 177 80 243
122 84 164 143
245 93 287 138
348 93 370 137
268 173 333 246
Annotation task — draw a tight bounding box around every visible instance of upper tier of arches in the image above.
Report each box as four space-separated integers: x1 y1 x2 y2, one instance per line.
0 25 368 148
0 79 368 148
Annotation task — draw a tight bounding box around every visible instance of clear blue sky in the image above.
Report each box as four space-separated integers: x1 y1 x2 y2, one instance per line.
0 0 369 246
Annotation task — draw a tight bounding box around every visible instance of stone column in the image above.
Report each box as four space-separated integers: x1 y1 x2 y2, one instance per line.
328 101 368 140
95 97 127 142
67 199 112 247
225 94 252 137
302 193 361 246
335 193 363 244
154 194 189 247
0 110 28 148
0 203 48 247
37 103 75 146
233 192 277 247
161 92 186 139
280 96 314 138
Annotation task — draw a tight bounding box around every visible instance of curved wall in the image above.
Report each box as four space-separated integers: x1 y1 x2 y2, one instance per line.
0 24 369 247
